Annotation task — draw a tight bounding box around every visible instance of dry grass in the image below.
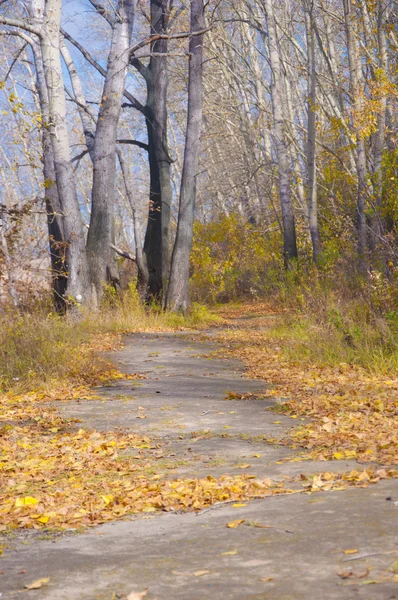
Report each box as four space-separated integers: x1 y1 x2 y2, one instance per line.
0 288 221 394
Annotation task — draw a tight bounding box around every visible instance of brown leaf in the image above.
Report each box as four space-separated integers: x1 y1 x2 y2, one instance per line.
24 577 50 590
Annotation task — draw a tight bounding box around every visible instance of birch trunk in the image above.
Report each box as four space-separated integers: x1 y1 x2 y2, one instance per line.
40 0 91 305
305 3 322 262
166 0 205 312
60 39 95 161
86 0 135 305
32 39 68 311
343 0 368 274
371 0 387 241
265 0 298 265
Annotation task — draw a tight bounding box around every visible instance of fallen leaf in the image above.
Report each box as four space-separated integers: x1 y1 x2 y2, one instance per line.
344 549 359 555
232 503 247 508
226 519 245 529
126 590 148 600
259 577 274 582
24 577 50 590
236 464 251 469
193 570 211 577
15 496 39 508
391 560 398 573
252 454 262 458
221 550 238 556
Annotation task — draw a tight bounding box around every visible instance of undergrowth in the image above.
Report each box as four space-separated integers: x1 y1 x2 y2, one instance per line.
0 286 220 394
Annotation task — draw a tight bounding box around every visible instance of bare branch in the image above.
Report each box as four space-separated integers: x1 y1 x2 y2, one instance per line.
61 28 146 115
110 243 136 261
88 0 115 26
117 139 149 152
0 16 41 37
129 26 212 56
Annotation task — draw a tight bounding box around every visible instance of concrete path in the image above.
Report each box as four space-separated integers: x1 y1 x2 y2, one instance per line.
1 331 398 599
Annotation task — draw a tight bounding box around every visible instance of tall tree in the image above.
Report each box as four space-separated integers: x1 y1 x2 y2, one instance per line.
0 1 92 306
166 0 206 312
86 0 135 305
141 0 174 302
264 0 298 265
343 0 368 274
304 0 321 263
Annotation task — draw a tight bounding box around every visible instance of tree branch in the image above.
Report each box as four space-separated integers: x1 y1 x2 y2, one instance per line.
117 139 149 152
3 42 28 81
129 26 212 56
0 28 35 46
88 0 115 26
0 16 41 37
110 243 136 261
61 28 146 115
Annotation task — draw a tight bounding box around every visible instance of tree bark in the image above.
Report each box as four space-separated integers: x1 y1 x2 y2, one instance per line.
371 0 388 243
265 0 298 265
305 2 322 263
32 39 68 312
117 148 149 298
39 0 91 305
60 38 95 162
86 0 135 305
142 0 173 303
166 0 205 313
343 0 368 274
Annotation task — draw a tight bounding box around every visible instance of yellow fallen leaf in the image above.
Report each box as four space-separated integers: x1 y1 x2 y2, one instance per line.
391 560 398 574
290 415 297 419
259 577 274 582
226 519 245 529
101 495 114 506
24 577 50 590
221 550 238 556
37 515 49 524
126 590 148 600
232 503 247 508
15 496 39 507
333 452 345 460
224 425 231 429
236 464 251 469
344 549 359 555
252 454 262 458
272 421 281 424
193 570 211 577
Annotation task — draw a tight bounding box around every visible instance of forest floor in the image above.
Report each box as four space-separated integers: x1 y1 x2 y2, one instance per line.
1 307 398 599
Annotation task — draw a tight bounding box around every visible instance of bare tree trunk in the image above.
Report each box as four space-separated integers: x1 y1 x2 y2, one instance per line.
343 0 368 274
0 211 19 308
166 0 205 312
86 0 135 305
40 0 91 304
31 37 67 312
60 38 95 161
142 0 173 303
117 148 149 298
265 0 298 265
371 0 387 242
305 2 322 263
